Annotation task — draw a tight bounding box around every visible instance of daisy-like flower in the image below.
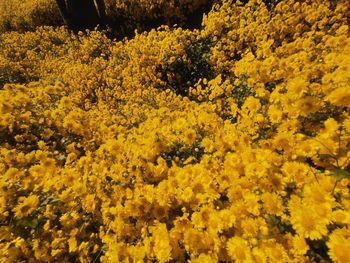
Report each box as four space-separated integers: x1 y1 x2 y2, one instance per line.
327 228 350 263
261 192 284 216
325 86 350 107
0 196 7 216
343 118 350 134
265 242 289 262
189 253 217 263
332 209 350 225
150 223 172 263
295 96 321 116
268 105 283 123
12 195 40 219
290 206 328 240
291 235 309 256
226 236 252 263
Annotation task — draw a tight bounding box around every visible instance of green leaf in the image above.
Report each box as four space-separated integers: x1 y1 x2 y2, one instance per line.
265 215 280 226
17 218 39 229
27 218 38 229
331 168 350 182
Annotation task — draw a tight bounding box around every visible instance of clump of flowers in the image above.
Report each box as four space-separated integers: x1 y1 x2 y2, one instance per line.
0 0 349 262
0 0 61 32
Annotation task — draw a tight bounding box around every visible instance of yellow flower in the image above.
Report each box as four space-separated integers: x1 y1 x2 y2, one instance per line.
343 118 350 134
201 137 216 153
83 194 97 213
295 96 321 116
264 242 289 262
32 240 50 261
127 244 147 262
242 96 261 114
281 161 311 186
59 211 79 228
332 210 350 225
0 196 7 216
291 235 309 256
324 118 340 135
183 128 197 145
268 104 282 123
189 253 217 263
150 223 172 263
243 192 261 216
272 132 291 151
261 192 283 216
290 207 328 240
12 195 39 219
227 236 252 263
286 77 307 98
230 101 239 118
241 217 266 238
68 236 78 253
325 86 350 107
251 247 267 263
1 0 350 261
327 228 350 263
191 206 212 230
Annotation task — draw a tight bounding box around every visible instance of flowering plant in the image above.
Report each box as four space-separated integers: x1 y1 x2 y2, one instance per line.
0 0 349 262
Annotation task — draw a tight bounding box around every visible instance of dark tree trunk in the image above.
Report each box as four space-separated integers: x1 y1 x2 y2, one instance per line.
66 0 100 30
55 0 106 31
95 0 107 24
55 0 71 26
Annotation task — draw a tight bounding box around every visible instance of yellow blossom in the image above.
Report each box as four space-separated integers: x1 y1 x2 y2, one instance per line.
325 86 350 107
12 195 39 219
0 0 350 262
327 228 350 263
150 223 172 262
291 235 309 256
227 236 252 263
290 207 328 240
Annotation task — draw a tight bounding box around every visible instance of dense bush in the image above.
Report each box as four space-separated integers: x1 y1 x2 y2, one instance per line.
0 0 61 32
0 0 350 262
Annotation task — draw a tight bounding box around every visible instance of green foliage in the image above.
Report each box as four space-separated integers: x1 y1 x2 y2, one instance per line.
158 37 215 97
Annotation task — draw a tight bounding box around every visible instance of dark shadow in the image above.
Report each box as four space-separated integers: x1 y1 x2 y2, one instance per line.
55 0 106 31
55 0 215 40
106 0 215 40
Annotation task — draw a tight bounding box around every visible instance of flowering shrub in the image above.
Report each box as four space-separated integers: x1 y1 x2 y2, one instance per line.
0 0 61 32
0 0 350 262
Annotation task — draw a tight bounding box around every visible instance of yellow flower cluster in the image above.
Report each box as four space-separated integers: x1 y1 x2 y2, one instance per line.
1 0 350 262
0 0 61 32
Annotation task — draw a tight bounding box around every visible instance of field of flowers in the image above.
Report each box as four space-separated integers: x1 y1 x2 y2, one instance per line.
0 0 350 262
